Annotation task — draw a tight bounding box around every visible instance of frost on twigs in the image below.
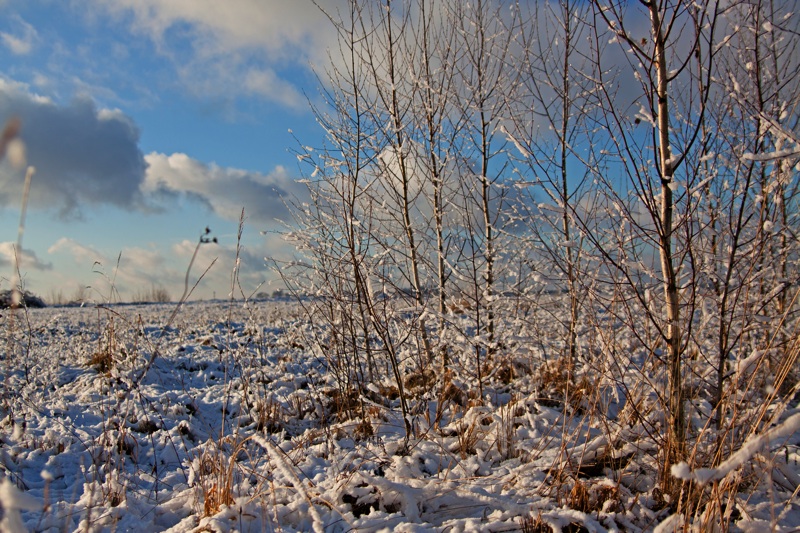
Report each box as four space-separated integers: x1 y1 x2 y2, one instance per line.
672 413 800 485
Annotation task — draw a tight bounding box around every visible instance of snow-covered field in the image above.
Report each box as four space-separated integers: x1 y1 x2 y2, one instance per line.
1 300 798 532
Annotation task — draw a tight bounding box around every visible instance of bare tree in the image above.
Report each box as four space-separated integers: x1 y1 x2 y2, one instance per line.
505 0 595 363
449 0 518 395
407 0 462 374
283 0 417 431
588 0 720 472
695 0 800 438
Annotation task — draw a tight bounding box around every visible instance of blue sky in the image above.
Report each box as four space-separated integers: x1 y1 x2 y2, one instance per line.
0 0 343 301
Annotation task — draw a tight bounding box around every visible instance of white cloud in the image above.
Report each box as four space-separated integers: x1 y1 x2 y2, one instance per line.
31 73 52 91
91 0 336 57
47 229 281 301
243 68 304 109
170 56 307 111
1 16 38 55
0 242 51 270
119 246 166 272
48 238 103 264
49 237 165 275
170 236 272 299
49 237 181 299
49 235 270 301
0 78 50 104
143 152 307 225
87 0 342 106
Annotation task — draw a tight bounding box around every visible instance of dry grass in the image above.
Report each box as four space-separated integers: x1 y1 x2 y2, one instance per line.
1 176 796 531
519 512 549 533
533 356 593 414
455 414 485 460
131 284 171 303
192 435 255 516
251 397 284 434
88 315 119 374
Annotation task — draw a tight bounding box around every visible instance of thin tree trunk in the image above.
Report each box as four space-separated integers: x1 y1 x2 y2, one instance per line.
560 1 578 363
384 0 434 365
649 3 685 456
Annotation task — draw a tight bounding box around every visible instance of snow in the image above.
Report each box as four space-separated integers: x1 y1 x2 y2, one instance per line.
497 124 530 158
653 513 683 533
742 147 800 162
0 299 797 532
0 478 39 533
672 413 800 485
538 203 565 215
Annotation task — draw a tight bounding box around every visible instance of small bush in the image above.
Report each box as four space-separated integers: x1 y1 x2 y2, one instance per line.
0 289 46 308
130 284 171 303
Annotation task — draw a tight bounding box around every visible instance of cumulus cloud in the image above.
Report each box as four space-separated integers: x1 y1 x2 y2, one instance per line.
0 79 147 218
0 241 52 270
143 152 306 225
0 79 306 224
